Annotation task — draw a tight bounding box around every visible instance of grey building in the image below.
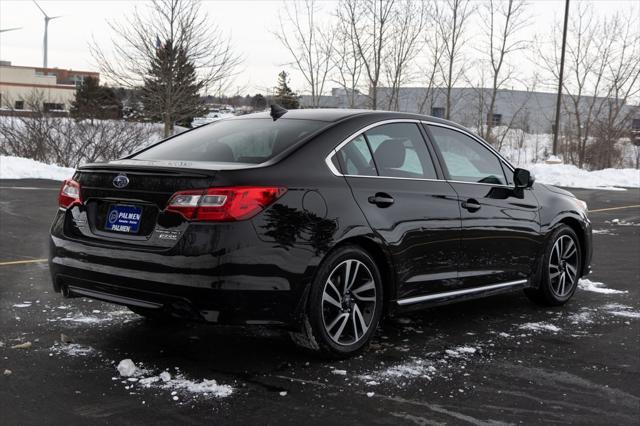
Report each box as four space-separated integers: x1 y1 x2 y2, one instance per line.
301 87 639 135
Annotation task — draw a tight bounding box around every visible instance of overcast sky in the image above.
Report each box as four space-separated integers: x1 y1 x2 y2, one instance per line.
0 0 636 95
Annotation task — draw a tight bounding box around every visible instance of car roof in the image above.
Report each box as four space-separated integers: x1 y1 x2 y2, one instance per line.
235 108 469 130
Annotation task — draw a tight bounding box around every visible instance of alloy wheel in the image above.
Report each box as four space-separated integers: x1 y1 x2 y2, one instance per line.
321 259 377 346
548 235 579 297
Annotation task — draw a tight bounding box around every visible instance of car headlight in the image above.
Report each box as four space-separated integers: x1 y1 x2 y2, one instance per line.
574 198 588 211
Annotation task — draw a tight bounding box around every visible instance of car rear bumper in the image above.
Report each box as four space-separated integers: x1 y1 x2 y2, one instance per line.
50 264 300 326
49 209 316 328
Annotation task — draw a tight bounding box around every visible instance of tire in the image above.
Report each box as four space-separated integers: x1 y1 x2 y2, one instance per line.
290 245 384 358
525 224 582 306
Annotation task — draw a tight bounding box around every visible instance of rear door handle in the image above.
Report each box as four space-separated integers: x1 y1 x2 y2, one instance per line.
461 198 481 212
368 192 394 208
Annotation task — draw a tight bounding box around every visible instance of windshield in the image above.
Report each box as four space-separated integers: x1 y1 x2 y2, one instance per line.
133 118 327 164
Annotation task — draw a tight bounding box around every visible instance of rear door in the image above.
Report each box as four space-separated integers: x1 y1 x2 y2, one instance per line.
425 124 541 288
331 121 461 303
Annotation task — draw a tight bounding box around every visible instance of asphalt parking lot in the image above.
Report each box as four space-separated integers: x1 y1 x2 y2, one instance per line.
1 179 638 425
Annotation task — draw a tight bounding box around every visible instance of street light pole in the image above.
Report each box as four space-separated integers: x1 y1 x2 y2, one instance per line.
552 0 570 157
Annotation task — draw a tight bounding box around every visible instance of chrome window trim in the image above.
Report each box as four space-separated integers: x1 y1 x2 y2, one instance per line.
324 119 443 181
324 118 517 189
396 279 527 306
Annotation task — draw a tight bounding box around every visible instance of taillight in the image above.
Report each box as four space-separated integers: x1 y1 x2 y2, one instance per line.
166 186 287 221
58 179 82 208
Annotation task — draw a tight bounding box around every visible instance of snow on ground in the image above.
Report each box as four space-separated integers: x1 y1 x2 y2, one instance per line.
592 229 617 235
527 163 640 190
117 359 233 399
602 304 640 319
578 279 628 294
50 343 96 357
0 155 74 181
519 322 562 333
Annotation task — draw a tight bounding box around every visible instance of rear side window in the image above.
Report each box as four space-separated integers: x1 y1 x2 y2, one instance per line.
336 135 377 176
134 118 326 164
428 125 506 185
365 123 437 179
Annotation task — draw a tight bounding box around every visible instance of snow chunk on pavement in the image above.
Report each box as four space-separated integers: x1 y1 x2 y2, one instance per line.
50 343 95 357
578 279 627 294
0 155 75 181
445 346 477 357
519 322 561 332
118 359 143 377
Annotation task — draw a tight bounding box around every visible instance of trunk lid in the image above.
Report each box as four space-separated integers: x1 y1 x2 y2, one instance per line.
69 162 215 248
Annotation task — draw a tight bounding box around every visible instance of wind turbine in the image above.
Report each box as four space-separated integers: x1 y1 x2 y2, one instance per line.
0 27 22 34
33 0 61 68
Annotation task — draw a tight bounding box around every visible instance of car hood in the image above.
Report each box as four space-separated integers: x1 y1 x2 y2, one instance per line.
539 183 576 199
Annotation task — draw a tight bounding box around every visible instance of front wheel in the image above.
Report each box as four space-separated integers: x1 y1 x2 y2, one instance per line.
525 225 582 306
290 245 384 358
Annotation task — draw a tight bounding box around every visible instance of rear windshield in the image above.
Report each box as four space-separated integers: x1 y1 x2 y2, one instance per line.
133 118 326 164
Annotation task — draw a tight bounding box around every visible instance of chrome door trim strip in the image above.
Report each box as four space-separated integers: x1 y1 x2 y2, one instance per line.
396 279 528 306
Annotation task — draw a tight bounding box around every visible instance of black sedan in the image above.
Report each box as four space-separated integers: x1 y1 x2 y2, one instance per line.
49 107 592 357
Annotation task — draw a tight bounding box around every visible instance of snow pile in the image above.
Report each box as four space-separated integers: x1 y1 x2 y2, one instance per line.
0 155 75 181
519 322 561 332
578 279 627 295
527 163 640 190
117 359 233 399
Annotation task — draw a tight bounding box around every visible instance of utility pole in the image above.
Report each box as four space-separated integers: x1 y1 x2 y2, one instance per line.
552 0 570 157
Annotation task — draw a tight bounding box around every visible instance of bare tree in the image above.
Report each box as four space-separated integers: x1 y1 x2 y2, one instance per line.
338 0 396 110
383 0 426 111
90 0 242 136
539 4 639 169
274 0 335 108
417 3 445 115
434 0 474 119
331 13 365 108
0 92 158 167
478 0 529 143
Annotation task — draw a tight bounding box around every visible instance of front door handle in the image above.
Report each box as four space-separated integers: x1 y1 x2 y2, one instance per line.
368 192 394 208
461 198 481 212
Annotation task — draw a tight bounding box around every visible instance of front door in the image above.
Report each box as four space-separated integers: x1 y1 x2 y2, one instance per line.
333 122 461 302
425 124 542 289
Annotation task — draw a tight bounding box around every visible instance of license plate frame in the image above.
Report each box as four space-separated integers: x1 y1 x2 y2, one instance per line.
104 204 143 234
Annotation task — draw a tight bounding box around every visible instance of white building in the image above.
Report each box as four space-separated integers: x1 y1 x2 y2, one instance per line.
0 61 99 112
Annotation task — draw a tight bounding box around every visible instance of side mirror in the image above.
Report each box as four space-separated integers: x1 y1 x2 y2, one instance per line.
514 168 534 188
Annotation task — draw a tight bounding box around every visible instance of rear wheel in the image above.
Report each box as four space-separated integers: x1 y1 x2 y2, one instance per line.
290 245 384 358
525 225 581 306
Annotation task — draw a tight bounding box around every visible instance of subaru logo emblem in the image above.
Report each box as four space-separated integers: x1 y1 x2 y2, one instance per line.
113 174 129 189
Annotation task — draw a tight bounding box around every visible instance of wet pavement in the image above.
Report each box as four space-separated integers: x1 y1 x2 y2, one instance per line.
1 180 638 425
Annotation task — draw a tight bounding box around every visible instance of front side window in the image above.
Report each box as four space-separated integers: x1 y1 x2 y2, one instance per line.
134 118 326 164
365 123 437 179
428 125 506 185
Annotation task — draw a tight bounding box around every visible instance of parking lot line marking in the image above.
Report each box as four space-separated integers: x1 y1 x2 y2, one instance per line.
0 186 59 191
0 258 48 266
589 204 640 213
